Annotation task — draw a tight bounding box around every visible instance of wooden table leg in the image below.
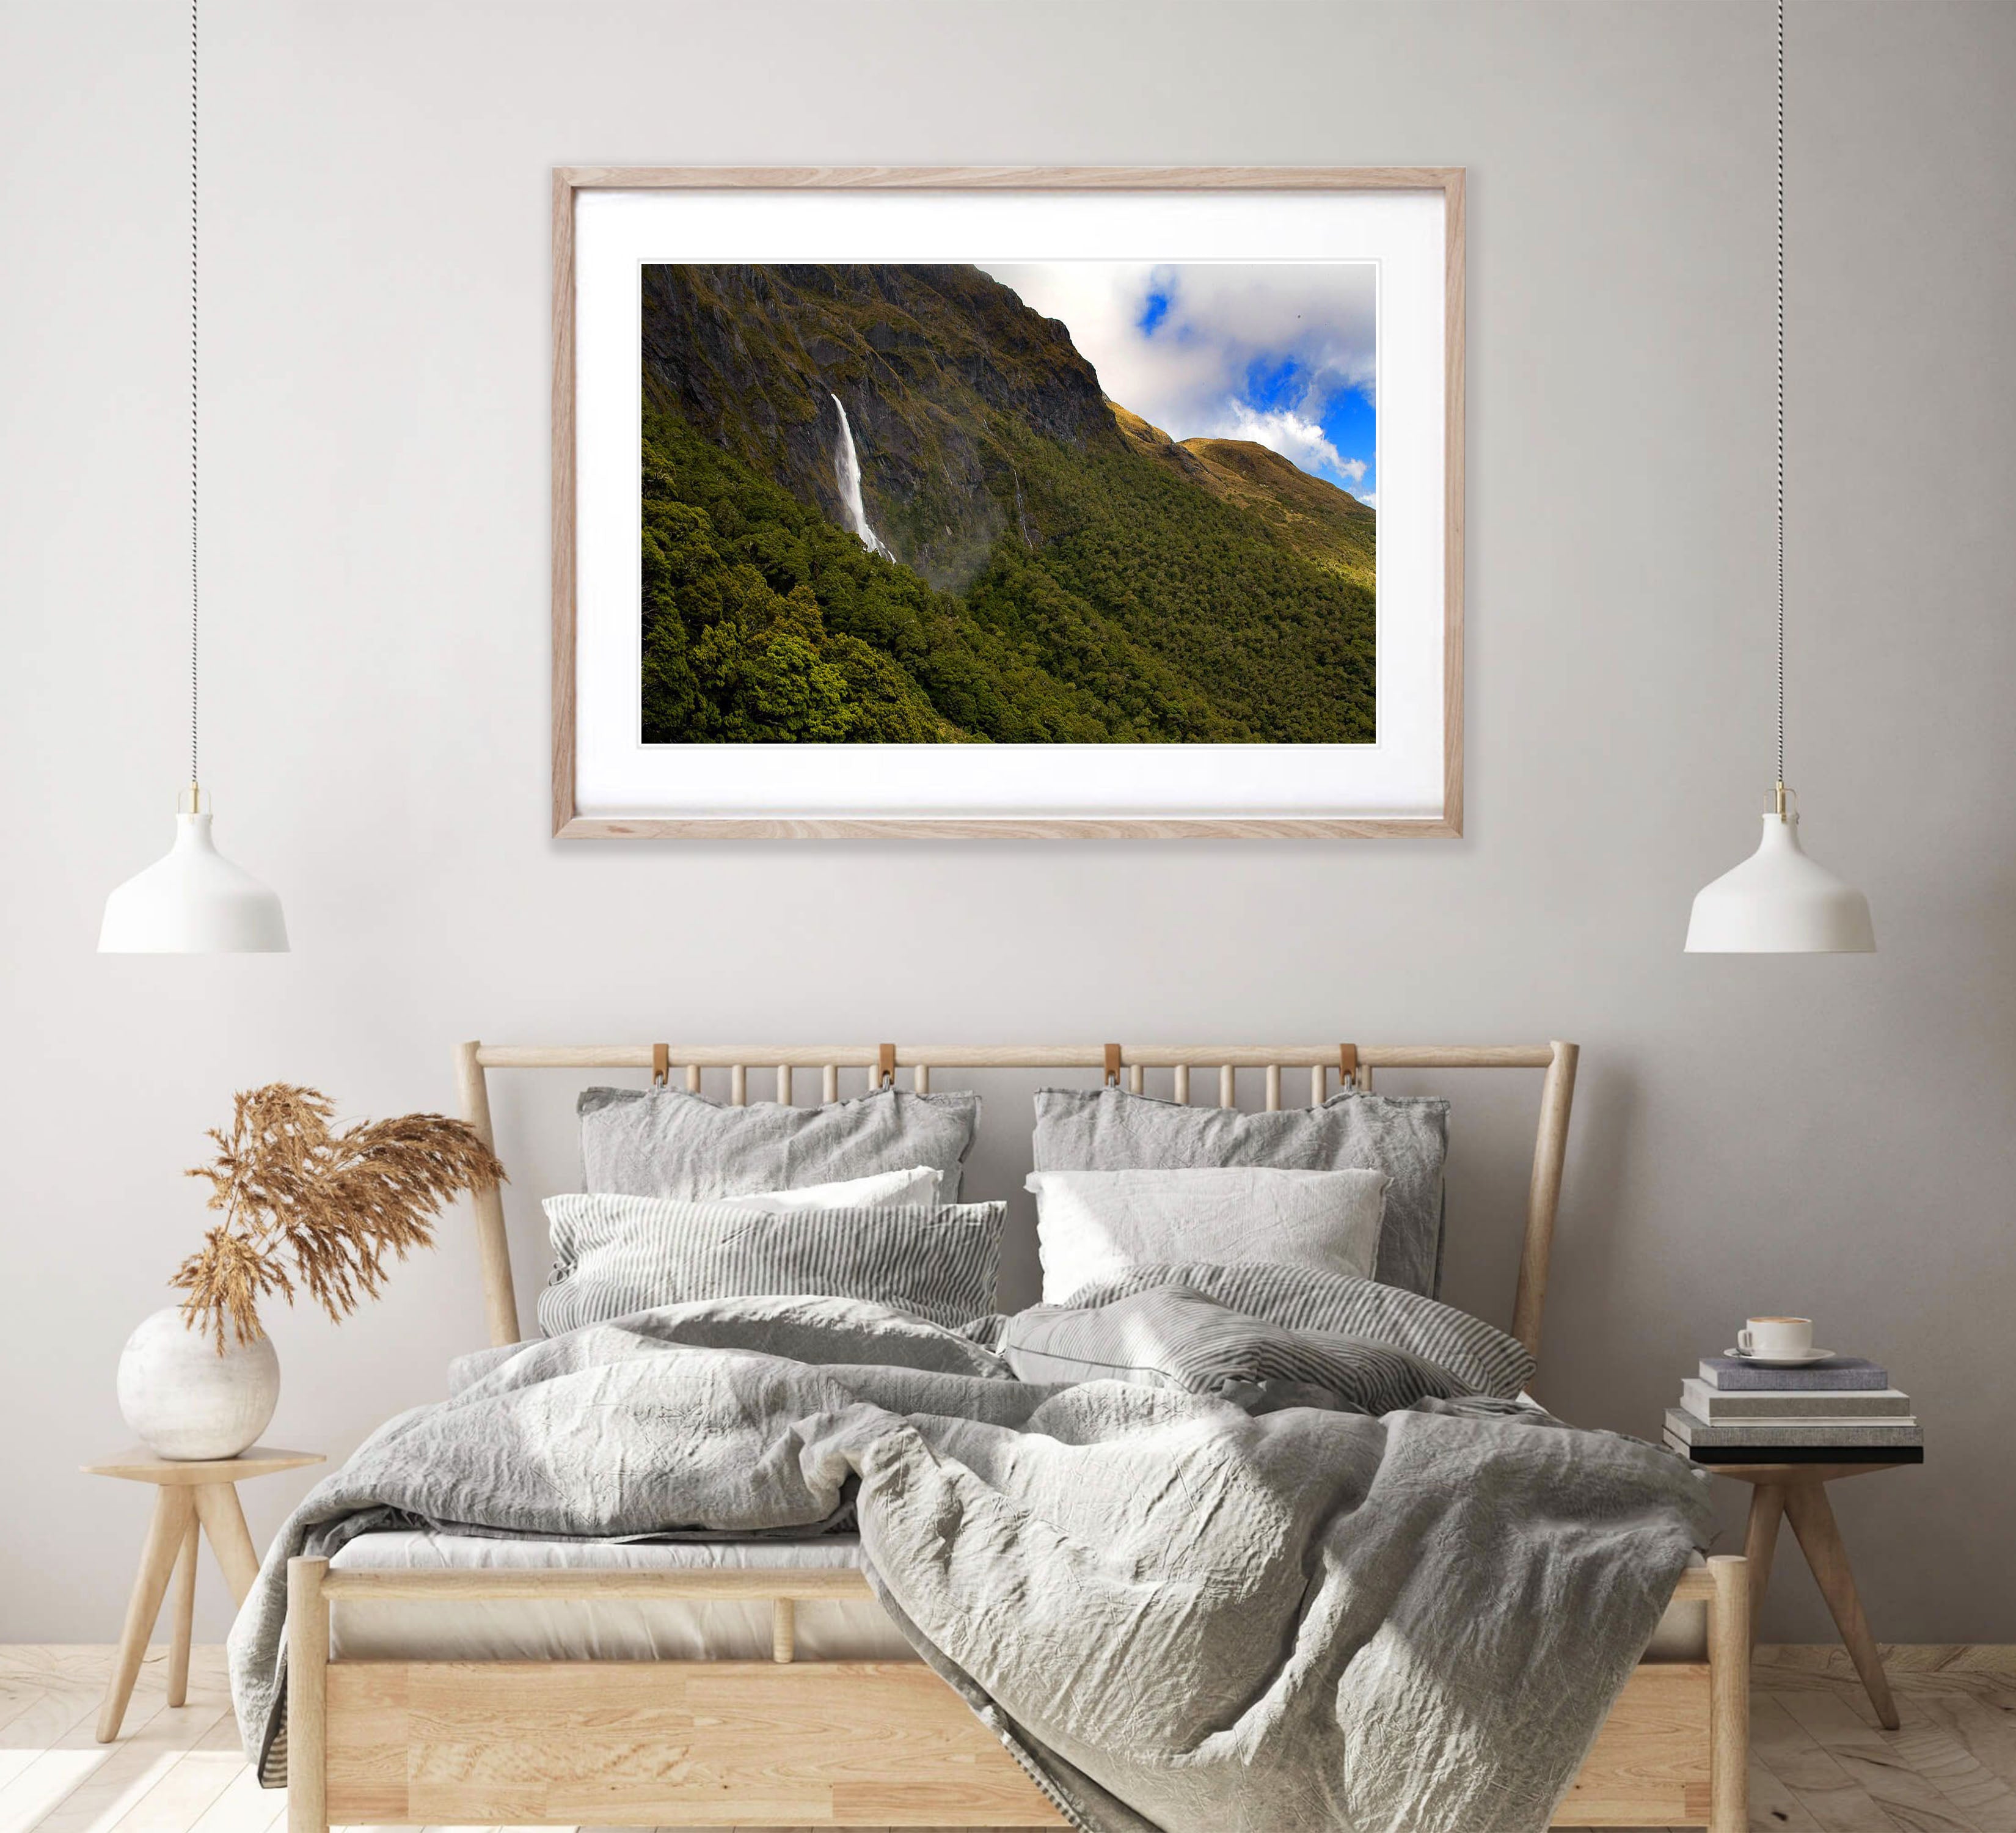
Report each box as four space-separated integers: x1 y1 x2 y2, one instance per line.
192 1482 261 1604
166 1515 199 1707
98 1484 194 1742
1783 1480 1900 1730
1743 1483 1786 1649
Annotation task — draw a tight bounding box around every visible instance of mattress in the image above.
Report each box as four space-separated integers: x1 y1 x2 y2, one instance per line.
327 1532 913 1662
327 1529 1709 1663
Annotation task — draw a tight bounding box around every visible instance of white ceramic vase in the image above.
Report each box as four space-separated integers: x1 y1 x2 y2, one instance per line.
117 1307 279 1460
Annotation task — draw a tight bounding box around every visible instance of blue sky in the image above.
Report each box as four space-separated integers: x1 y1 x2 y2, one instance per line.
982 262 1378 507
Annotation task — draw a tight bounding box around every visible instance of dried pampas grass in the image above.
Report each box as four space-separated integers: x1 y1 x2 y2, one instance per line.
174 1084 507 1351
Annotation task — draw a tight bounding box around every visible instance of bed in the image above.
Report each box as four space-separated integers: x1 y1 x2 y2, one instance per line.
279 1040 1748 1833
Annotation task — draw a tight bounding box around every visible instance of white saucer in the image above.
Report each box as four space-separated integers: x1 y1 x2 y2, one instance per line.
1725 1347 1836 1367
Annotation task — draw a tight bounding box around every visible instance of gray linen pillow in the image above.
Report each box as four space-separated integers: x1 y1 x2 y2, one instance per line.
995 1284 1480 1414
539 1195 1005 1334
1031 1086 1449 1296
1049 1261 1535 1399
580 1085 979 1204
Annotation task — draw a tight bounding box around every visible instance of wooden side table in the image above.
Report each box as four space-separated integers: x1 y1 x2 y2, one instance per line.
1703 1458 1912 1730
85 1443 323 1742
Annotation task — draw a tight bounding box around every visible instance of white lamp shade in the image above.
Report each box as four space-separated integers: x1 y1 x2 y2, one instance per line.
1684 813 1874 954
98 808 289 953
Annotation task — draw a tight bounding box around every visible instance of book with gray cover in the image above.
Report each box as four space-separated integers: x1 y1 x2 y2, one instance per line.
1698 1355 1888 1391
1679 1378 1912 1421
1665 1407 1923 1449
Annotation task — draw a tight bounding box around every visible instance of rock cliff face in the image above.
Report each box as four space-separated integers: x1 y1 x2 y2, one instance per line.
642 263 1122 592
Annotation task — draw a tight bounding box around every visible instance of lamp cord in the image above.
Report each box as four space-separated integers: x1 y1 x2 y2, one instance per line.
1775 0 1786 792
189 0 200 792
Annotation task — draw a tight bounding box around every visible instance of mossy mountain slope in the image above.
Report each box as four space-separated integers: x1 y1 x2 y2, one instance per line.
1108 399 1376 590
643 263 1117 595
640 262 1376 745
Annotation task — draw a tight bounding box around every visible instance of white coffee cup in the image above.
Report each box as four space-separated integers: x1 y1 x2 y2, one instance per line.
1739 1316 1814 1359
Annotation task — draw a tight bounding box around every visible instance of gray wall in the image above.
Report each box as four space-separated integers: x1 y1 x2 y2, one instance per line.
3 0 2012 1645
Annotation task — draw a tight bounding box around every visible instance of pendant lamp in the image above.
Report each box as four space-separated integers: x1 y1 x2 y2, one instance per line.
100 0 288 954
1685 0 1872 955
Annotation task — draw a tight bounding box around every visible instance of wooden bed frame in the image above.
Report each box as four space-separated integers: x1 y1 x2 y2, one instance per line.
285 1041 1748 1832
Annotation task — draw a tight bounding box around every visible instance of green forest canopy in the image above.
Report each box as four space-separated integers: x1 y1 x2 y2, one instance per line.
641 402 1376 745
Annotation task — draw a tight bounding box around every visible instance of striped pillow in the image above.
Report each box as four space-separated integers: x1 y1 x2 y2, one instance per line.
539 1194 1004 1336
1048 1261 1535 1400
996 1285 1479 1416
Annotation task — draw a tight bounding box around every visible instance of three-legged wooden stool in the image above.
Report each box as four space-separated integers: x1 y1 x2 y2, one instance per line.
1712 1459 1910 1729
85 1443 323 1741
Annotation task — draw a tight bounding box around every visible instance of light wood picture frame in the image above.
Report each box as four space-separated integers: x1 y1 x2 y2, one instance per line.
552 166 1466 839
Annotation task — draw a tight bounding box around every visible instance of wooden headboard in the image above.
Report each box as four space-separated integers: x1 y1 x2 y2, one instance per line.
454 1041 1579 1365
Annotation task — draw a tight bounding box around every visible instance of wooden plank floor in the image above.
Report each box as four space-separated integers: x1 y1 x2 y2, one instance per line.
5 1645 2014 1833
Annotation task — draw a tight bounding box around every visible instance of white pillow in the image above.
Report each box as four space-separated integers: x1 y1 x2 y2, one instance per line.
718 1165 940 1211
1026 1166 1389 1303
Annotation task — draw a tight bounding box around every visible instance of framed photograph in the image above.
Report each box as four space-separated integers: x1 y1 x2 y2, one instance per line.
553 166 1463 838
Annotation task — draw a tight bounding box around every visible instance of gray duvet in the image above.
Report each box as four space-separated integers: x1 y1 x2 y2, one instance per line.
228 1285 1710 1833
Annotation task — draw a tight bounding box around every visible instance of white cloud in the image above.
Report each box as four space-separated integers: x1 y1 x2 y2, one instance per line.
1355 491 1376 510
980 260 1376 488
1221 402 1364 483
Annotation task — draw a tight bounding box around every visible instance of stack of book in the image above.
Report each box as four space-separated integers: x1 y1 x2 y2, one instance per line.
1665 1356 1923 1463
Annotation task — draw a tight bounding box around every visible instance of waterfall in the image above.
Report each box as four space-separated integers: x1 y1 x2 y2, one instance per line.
830 393 889 557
